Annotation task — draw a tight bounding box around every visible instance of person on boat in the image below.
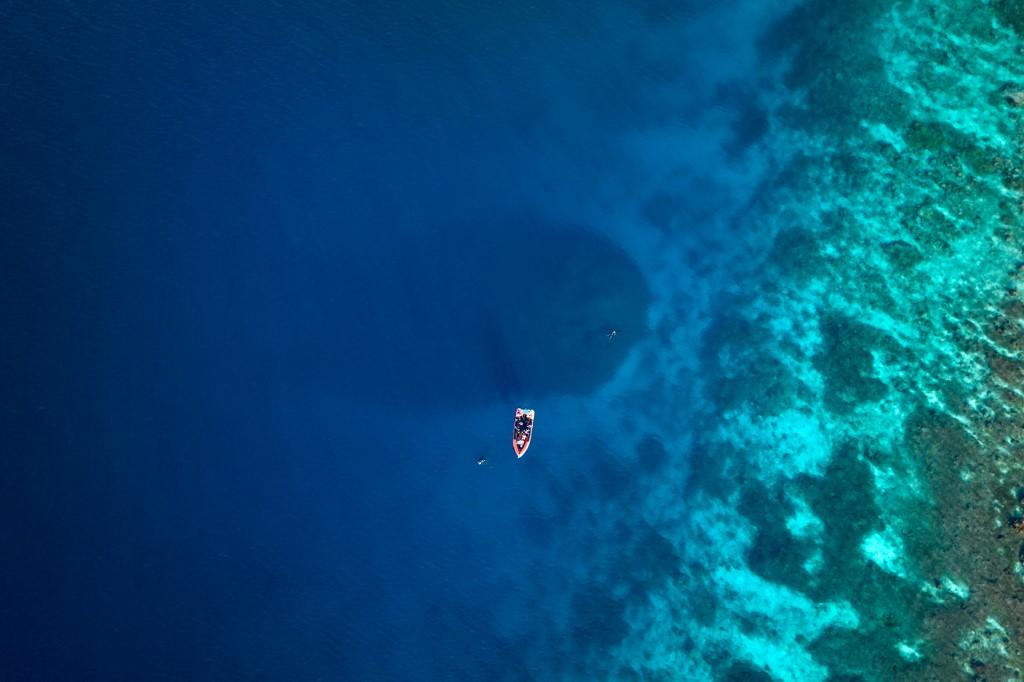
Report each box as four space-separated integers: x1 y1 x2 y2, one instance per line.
512 408 535 458
515 414 531 436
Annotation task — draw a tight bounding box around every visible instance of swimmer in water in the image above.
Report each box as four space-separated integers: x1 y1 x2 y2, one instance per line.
606 328 618 341
477 456 487 466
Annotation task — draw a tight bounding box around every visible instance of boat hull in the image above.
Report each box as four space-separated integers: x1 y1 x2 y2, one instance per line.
513 408 535 458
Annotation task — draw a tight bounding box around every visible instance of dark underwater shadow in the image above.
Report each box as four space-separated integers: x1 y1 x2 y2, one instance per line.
479 311 525 404
286 215 651 409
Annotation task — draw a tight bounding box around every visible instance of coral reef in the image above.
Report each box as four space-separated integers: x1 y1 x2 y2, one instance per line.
521 0 1024 678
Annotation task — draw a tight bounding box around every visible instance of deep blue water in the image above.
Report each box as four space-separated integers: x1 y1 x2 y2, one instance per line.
3 1 791 679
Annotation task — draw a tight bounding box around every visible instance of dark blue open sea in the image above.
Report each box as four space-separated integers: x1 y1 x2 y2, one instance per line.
8 0 1024 680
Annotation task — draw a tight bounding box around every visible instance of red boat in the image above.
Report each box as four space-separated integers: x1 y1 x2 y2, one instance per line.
513 408 535 458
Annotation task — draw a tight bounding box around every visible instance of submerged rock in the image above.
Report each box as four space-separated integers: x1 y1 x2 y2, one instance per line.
1009 514 1024 534
1005 90 1024 107
881 239 924 270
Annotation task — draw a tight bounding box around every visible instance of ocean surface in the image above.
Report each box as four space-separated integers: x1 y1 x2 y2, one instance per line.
6 0 1024 680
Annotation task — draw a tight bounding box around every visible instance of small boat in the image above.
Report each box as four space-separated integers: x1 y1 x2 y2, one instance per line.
512 408 535 458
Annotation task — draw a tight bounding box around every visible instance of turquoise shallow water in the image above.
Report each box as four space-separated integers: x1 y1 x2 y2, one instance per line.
577 0 1024 678
511 0 1024 678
